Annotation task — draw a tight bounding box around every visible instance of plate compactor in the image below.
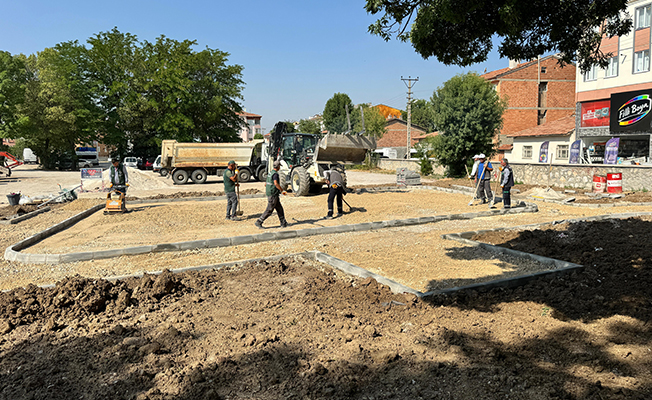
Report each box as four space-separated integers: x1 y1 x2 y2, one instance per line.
104 185 129 215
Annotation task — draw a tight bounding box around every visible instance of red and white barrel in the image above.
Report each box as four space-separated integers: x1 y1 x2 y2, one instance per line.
607 173 622 193
592 175 607 193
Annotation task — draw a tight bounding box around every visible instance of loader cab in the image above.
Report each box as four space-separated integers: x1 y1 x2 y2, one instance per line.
281 133 318 167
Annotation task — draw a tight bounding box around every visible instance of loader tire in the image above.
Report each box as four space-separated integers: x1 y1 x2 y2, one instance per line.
172 169 189 185
278 172 288 192
191 168 207 184
290 167 310 197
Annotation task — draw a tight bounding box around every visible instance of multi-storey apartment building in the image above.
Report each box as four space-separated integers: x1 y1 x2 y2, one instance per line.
576 0 652 163
237 111 262 142
481 55 577 158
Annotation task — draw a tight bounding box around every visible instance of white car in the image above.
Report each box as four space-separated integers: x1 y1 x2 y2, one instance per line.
152 155 161 172
124 157 139 168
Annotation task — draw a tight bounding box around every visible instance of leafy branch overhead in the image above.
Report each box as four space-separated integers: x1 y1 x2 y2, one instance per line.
365 0 632 72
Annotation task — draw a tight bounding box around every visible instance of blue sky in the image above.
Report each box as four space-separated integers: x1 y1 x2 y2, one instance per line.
2 0 508 133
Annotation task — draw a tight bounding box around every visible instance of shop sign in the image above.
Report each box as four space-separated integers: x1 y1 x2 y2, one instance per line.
569 140 582 164
539 141 549 163
603 137 620 164
581 100 610 127
610 89 652 133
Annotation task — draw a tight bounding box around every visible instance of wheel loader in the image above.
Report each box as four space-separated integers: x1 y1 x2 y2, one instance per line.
266 122 376 196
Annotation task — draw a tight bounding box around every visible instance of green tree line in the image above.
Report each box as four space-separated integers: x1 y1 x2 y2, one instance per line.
0 28 245 168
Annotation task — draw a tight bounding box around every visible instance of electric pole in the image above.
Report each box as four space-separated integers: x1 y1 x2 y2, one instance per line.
402 76 418 159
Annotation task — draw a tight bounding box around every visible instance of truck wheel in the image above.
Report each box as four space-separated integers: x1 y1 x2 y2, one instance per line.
257 167 268 182
191 169 207 184
238 168 251 182
290 167 310 197
172 169 189 184
278 172 288 191
160 168 169 177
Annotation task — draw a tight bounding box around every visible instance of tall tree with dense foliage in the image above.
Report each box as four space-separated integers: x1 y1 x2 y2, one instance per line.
0 51 27 140
401 99 436 132
353 104 386 138
323 93 358 134
298 118 322 135
365 0 632 72
18 44 100 169
430 73 506 177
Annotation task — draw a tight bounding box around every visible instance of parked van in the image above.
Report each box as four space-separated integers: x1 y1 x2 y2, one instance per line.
23 148 38 164
75 147 99 166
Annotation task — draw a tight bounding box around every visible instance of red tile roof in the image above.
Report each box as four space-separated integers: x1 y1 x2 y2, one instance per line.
238 111 262 118
497 144 513 151
507 114 575 137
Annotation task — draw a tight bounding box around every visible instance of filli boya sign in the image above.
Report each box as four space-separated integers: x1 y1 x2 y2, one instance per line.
610 89 652 133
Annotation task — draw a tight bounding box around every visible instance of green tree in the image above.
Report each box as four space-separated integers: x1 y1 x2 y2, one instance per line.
298 118 322 135
365 0 632 72
17 45 99 169
281 120 296 133
430 73 506 177
401 99 436 132
323 93 358 134
414 136 437 176
353 104 386 138
0 51 28 139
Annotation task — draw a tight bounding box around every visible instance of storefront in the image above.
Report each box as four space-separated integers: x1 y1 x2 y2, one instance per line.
578 88 652 165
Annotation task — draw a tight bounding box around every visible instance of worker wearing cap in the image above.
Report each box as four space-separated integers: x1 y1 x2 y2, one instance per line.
109 157 129 194
475 154 493 204
223 160 239 220
500 158 515 209
324 166 345 219
255 160 288 229
470 154 481 182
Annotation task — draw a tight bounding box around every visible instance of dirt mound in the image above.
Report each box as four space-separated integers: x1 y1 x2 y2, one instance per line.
128 188 261 200
1 243 651 399
103 167 172 191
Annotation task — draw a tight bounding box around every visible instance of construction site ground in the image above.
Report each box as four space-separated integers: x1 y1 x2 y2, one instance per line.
1 168 651 399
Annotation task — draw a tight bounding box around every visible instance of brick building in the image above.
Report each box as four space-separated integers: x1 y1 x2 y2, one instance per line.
481 55 576 158
376 118 427 158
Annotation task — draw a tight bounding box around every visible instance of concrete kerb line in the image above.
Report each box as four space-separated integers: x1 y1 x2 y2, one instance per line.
4 200 539 264
0 206 51 225
436 210 652 298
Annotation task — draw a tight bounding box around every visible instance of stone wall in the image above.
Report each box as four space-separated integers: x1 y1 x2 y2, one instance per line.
378 159 445 175
510 162 652 191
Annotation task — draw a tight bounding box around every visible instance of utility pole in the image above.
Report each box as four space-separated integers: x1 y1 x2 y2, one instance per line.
402 76 418 159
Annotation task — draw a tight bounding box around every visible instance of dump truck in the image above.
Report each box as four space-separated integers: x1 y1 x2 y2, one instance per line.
160 140 265 184
267 122 377 196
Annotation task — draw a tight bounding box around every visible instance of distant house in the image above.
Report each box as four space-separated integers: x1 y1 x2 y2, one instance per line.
481 54 576 158
504 113 576 164
373 104 402 120
237 111 262 142
376 118 428 158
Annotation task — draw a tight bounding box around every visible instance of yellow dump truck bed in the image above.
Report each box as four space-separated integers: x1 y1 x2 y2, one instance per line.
161 140 263 169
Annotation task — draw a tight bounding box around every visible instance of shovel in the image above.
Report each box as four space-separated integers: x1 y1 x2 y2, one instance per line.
236 184 243 216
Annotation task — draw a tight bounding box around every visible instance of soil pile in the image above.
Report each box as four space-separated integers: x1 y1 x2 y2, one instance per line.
103 167 172 191
1 238 651 399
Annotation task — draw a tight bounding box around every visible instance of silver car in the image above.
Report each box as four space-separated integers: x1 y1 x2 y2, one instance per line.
124 157 139 168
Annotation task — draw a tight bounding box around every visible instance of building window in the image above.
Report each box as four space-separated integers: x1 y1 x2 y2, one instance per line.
606 56 618 77
634 50 650 73
584 64 598 81
541 67 547 73
556 145 569 159
523 146 533 159
636 5 651 29
538 110 547 125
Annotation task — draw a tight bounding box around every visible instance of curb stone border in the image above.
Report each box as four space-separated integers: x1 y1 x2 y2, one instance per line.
0 206 51 225
5 200 539 264
437 211 652 297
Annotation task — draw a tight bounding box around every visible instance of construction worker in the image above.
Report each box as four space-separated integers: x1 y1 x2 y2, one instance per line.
324 166 345 219
223 160 239 220
109 157 129 194
255 160 288 229
475 154 493 204
500 158 515 209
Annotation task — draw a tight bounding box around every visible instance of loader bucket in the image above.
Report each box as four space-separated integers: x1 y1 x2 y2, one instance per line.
314 134 377 164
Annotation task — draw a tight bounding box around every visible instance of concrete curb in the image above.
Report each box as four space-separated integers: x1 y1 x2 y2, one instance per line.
4 201 539 265
435 210 652 297
0 206 51 225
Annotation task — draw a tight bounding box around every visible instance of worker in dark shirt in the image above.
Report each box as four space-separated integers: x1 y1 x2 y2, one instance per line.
255 160 288 229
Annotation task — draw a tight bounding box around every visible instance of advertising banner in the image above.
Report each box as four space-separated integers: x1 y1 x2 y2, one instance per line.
603 137 620 164
610 89 652 133
569 140 582 164
81 168 103 179
581 100 610 127
539 141 549 163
